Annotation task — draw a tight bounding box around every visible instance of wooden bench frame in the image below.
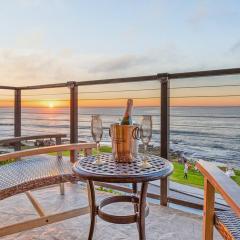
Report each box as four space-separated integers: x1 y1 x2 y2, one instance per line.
196 160 240 240
0 133 67 146
0 142 96 237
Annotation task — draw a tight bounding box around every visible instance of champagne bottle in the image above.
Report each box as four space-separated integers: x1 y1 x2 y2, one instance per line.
121 99 133 125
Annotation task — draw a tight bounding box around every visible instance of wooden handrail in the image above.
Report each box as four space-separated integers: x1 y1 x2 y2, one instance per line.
1 67 240 90
168 68 240 79
0 134 67 145
196 160 240 217
0 143 96 162
0 86 16 90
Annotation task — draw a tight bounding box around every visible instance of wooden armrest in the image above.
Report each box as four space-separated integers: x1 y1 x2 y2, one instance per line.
0 134 67 145
196 160 240 217
0 143 96 162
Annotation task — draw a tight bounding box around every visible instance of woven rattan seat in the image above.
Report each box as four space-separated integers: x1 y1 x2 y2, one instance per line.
0 156 80 200
215 210 240 240
0 142 95 237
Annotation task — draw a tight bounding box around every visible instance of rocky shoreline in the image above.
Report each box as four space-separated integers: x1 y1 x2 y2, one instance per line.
1 140 238 170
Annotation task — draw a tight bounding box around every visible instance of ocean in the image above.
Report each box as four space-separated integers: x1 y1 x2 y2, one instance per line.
0 106 239 168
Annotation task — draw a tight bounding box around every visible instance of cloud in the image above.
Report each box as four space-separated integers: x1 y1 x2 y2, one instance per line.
16 0 46 7
15 31 45 49
89 54 155 73
0 44 239 88
0 48 181 87
0 49 97 86
229 40 240 53
16 0 67 8
188 3 209 27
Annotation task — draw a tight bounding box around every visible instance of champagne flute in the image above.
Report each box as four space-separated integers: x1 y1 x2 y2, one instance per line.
139 115 152 168
91 115 105 165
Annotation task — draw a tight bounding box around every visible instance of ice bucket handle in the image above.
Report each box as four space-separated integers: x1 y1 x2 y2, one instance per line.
109 125 139 140
132 126 140 140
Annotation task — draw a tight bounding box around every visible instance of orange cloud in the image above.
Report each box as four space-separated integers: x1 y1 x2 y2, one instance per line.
0 99 14 107
170 97 240 107
1 96 239 108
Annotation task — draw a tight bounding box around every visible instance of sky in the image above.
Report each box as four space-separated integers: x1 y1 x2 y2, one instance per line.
0 0 240 107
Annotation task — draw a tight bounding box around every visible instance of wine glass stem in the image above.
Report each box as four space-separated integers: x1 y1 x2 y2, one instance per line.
97 142 100 162
144 144 147 162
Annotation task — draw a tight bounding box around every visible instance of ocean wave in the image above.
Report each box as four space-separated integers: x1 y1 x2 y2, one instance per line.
170 129 222 137
0 106 239 167
22 124 70 129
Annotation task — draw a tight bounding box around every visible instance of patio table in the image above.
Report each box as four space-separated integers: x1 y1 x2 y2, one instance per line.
73 153 173 240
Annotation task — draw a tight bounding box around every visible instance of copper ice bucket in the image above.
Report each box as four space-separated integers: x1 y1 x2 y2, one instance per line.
110 123 139 163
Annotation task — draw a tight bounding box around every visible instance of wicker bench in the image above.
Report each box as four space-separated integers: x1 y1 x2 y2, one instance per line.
0 142 96 237
197 160 240 240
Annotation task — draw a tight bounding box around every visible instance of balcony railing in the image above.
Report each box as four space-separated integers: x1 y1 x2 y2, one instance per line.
0 67 240 208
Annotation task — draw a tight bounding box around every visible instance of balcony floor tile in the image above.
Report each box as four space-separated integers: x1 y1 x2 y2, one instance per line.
0 183 222 240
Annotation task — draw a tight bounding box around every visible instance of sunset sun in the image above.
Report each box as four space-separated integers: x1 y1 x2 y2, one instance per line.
48 102 55 108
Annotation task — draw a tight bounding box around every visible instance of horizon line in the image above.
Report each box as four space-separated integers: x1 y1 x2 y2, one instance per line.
0 105 240 109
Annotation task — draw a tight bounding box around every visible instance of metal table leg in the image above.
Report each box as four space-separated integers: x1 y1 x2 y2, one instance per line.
138 182 148 240
87 180 96 240
87 181 149 240
132 183 139 232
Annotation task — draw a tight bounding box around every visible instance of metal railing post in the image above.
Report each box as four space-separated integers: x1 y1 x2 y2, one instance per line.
160 75 170 206
69 82 78 163
14 89 21 151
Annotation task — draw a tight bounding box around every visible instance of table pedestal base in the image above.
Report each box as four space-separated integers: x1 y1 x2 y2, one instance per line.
87 181 149 240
